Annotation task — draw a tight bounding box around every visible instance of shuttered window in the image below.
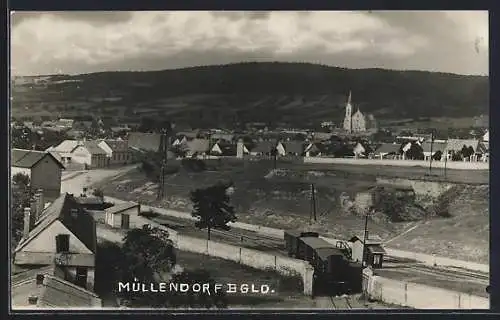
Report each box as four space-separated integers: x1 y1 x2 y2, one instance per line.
55 234 70 253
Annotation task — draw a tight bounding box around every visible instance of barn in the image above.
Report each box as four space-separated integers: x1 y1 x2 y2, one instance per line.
105 202 140 229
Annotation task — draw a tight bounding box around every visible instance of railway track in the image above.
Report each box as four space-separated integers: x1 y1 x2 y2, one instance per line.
405 264 489 284
328 296 353 310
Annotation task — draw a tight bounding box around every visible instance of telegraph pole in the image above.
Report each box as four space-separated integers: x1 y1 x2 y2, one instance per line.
428 131 434 175
361 208 371 267
311 183 317 222
157 127 170 200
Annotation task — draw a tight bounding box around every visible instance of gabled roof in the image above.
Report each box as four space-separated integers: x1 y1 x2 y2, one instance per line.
105 202 139 215
11 149 65 169
54 140 80 153
102 139 128 152
128 132 163 152
374 143 401 155
282 141 305 155
37 274 101 307
446 139 480 152
79 141 107 155
15 193 96 254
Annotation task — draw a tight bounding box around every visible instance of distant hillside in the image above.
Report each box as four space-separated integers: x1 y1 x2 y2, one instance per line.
11 62 489 128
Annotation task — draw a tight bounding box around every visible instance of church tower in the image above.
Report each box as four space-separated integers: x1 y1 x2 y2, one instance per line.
343 91 353 133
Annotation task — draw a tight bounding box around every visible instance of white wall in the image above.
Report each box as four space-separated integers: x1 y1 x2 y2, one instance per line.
363 272 489 309
175 234 314 295
304 157 489 170
71 146 92 165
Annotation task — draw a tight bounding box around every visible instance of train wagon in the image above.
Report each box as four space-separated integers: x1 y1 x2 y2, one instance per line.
284 230 320 258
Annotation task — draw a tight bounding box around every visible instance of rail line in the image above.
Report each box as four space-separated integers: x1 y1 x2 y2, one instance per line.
328 296 353 310
405 264 489 283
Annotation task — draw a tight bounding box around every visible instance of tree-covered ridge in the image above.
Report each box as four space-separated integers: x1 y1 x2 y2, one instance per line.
12 62 488 127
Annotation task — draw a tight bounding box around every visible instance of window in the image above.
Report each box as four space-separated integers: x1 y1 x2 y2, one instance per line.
373 254 381 266
55 234 70 253
75 267 88 289
36 274 44 285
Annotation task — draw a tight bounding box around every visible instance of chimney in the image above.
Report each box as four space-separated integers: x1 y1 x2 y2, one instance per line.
30 197 38 222
35 190 44 219
23 207 34 239
236 139 244 159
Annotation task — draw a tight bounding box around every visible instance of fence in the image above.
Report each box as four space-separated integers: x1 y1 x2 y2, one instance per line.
362 269 489 309
175 234 314 295
303 157 489 170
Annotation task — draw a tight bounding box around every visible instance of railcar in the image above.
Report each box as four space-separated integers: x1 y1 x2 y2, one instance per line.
284 230 360 294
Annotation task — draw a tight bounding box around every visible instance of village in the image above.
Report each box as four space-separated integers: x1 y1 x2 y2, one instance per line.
10 92 490 309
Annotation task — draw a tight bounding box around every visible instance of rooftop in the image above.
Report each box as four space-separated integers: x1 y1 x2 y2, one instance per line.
11 149 64 169
15 193 97 255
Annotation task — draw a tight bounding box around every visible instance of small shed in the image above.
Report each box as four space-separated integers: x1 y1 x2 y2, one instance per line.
105 202 140 229
348 234 386 268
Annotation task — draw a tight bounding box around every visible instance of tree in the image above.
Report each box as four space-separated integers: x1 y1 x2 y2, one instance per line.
432 150 442 161
406 142 424 160
11 173 31 248
120 224 176 283
190 182 237 240
115 225 227 309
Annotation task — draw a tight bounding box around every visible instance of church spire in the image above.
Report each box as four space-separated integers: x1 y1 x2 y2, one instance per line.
347 90 352 105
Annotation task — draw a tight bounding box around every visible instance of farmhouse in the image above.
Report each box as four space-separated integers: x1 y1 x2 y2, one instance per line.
105 202 140 229
70 141 108 169
210 141 245 156
13 193 97 292
50 140 80 164
11 149 65 201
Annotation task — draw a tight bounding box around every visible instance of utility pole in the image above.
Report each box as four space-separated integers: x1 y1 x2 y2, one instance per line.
361 208 371 267
311 183 317 222
444 149 448 179
428 131 434 175
157 128 169 200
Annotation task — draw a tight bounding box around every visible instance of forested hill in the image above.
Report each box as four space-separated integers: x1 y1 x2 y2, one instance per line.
12 62 488 127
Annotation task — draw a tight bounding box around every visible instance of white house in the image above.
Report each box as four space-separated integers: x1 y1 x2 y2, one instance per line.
70 141 108 169
353 142 366 158
51 140 80 164
483 130 489 143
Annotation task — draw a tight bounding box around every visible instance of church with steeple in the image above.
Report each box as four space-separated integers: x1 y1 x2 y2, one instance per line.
342 91 377 133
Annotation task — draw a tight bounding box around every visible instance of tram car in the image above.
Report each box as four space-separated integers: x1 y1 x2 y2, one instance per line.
284 230 362 294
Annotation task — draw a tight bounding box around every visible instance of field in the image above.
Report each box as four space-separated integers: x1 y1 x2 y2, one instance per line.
94 159 489 263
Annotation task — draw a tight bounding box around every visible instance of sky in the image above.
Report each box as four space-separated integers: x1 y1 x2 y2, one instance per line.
10 11 489 76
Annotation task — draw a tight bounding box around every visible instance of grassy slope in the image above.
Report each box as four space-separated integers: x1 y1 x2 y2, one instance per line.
388 185 489 263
